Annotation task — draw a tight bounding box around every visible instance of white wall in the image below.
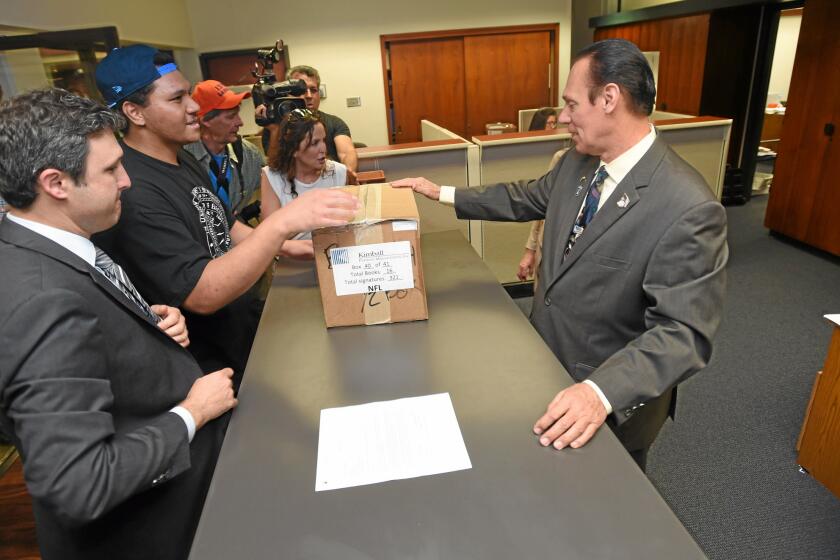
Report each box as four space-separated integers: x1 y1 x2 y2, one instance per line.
571 0 615 56
4 0 571 145
185 0 572 147
2 0 195 47
767 13 801 103
0 50 51 97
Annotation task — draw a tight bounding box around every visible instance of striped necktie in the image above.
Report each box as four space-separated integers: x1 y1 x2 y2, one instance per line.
94 247 160 324
563 165 608 262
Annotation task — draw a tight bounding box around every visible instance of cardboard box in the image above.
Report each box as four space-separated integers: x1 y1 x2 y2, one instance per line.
312 183 428 328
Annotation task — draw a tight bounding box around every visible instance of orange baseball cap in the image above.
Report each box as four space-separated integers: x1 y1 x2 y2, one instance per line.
192 80 251 117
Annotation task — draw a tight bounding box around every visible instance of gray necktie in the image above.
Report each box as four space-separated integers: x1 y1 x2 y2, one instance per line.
94 247 160 324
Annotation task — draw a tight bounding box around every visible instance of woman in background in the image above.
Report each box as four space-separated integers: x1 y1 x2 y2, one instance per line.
517 108 562 285
528 107 557 131
260 108 353 258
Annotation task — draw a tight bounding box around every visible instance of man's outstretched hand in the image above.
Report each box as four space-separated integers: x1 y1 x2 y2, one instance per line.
391 177 442 201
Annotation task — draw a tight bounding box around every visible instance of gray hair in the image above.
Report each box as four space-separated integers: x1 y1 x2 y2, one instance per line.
0 88 124 209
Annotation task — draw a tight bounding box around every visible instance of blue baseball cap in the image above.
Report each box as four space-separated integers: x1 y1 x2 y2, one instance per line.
95 44 179 108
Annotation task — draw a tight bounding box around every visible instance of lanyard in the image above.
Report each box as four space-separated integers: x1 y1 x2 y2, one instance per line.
204 148 230 205
203 142 247 212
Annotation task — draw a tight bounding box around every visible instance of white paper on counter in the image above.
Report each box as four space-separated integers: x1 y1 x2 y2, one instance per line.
315 393 472 492
825 314 840 327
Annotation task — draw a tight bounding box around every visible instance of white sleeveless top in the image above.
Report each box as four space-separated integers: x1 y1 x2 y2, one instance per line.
263 161 348 239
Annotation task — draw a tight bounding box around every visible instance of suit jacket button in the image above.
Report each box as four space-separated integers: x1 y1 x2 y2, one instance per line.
544 297 552 306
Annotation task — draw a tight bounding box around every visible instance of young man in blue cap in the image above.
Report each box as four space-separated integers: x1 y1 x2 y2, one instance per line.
93 45 358 386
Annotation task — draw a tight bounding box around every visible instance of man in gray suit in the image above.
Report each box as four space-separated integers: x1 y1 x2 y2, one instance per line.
394 39 728 469
0 89 237 559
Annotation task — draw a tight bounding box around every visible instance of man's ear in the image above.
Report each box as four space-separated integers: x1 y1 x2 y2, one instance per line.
602 83 621 114
36 168 73 201
121 101 146 128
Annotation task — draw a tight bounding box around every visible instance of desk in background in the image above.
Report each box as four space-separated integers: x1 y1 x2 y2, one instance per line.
190 231 707 559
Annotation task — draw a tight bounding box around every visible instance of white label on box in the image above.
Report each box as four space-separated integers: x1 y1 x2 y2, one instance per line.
330 241 414 296
392 220 418 232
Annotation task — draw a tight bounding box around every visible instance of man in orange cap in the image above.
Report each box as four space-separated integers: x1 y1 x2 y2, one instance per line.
185 80 265 221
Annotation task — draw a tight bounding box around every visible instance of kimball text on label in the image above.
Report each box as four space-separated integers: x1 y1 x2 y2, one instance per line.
359 250 385 258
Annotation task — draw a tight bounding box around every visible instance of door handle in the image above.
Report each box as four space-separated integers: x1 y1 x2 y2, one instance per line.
825 123 835 138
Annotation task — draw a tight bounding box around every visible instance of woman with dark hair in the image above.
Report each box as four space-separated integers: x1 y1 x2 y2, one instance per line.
528 107 557 131
260 108 352 257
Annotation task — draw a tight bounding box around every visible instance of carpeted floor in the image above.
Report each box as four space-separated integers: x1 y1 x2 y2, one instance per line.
513 195 840 559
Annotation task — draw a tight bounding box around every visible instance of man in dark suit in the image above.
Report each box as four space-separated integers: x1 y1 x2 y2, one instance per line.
0 89 238 559
394 39 728 469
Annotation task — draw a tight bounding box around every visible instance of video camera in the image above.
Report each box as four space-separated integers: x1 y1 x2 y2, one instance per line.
252 40 306 126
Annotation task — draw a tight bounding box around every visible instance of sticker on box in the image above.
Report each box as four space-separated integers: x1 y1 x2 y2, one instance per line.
392 220 418 232
330 241 415 297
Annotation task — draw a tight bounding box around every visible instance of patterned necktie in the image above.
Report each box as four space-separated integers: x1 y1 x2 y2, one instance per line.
563 165 609 262
94 247 160 324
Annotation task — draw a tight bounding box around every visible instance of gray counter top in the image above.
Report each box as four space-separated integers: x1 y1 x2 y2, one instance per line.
190 230 706 560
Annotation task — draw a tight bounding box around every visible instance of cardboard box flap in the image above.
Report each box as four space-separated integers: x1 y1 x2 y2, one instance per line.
337 183 420 226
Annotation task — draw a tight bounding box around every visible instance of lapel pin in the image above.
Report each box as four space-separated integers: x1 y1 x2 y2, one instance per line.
617 193 630 208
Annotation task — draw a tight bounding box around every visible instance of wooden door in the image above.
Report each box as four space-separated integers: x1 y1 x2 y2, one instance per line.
463 31 552 138
389 38 467 143
595 15 710 116
765 0 840 256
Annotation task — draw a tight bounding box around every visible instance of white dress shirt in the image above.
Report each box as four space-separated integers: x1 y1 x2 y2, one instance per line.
4 213 196 441
438 125 658 414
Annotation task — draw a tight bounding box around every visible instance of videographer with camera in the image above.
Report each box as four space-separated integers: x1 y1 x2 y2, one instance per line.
92 45 359 387
184 80 265 224
260 108 357 256
258 65 358 174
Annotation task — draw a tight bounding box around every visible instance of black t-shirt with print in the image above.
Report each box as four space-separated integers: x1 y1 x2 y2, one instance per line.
93 143 262 382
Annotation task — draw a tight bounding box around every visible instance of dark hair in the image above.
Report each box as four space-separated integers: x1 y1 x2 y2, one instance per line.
0 88 124 209
573 39 656 116
267 109 326 198
115 51 176 130
529 107 556 131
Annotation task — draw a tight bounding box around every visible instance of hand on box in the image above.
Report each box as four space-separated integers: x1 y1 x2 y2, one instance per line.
271 188 360 236
391 177 441 201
